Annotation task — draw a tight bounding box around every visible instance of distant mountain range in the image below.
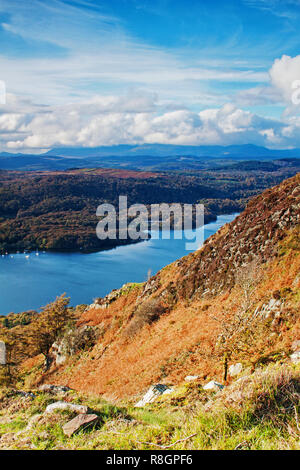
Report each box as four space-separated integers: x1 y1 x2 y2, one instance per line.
44 143 300 158
0 144 300 171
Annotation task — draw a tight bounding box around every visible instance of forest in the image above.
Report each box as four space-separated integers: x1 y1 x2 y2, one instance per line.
0 162 299 253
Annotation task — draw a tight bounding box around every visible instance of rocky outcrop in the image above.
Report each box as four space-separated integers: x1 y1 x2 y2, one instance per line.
135 384 174 407
39 384 71 394
49 325 98 366
0 341 6 365
49 341 67 366
203 381 224 391
169 174 300 300
86 283 140 311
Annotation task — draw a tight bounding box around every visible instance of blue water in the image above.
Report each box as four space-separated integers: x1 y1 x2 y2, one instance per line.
0 213 238 315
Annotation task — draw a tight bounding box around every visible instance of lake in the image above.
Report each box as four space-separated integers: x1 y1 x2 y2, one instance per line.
0 213 238 314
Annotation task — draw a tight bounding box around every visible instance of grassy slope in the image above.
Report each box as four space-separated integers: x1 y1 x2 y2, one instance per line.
0 363 299 450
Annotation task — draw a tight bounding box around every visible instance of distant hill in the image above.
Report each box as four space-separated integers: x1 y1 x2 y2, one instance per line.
0 144 300 172
216 158 300 172
44 143 300 159
1 163 299 254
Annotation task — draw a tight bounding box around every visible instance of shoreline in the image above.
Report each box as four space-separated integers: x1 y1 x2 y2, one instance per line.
0 211 241 257
0 213 239 316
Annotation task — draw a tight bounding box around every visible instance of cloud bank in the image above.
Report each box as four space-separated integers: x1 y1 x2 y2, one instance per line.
1 81 300 153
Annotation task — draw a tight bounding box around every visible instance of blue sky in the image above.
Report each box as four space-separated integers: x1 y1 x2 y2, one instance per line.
0 0 300 151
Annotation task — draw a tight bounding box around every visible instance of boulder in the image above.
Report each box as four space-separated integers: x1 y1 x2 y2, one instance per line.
290 350 300 365
185 375 199 382
135 384 174 407
0 341 6 365
228 363 243 377
39 384 71 394
62 413 100 437
203 380 224 391
50 341 67 366
45 401 89 414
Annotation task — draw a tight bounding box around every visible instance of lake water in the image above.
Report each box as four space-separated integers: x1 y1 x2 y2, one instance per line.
0 213 238 315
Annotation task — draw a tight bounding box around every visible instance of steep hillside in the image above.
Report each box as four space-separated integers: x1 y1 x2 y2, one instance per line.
38 174 299 399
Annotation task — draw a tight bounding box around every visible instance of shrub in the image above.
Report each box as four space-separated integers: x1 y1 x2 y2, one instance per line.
124 298 167 337
58 325 99 356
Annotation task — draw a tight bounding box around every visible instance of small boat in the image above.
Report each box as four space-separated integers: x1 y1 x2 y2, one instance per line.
25 255 30 259
35 252 39 256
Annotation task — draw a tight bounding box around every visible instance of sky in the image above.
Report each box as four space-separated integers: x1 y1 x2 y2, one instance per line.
0 0 300 152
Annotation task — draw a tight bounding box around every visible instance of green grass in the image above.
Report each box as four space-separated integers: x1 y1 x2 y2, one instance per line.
0 363 299 450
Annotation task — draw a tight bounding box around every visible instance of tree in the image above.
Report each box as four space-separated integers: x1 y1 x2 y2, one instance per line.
0 324 25 385
28 294 74 369
213 259 266 376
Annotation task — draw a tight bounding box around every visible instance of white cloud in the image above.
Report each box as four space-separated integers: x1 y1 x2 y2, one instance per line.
2 92 300 151
269 55 300 101
235 85 282 106
1 41 300 152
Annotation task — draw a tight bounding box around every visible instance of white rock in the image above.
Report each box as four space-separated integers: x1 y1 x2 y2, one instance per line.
135 384 173 407
51 341 67 366
290 350 300 364
185 375 199 382
228 363 243 377
203 380 224 391
0 341 6 365
45 401 89 414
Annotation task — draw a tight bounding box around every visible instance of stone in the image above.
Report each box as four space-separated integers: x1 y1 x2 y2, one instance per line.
50 341 67 366
62 413 99 437
15 391 35 399
203 380 224 391
290 350 300 365
228 363 243 377
135 384 174 407
185 375 199 382
0 341 6 365
39 384 71 394
45 401 89 414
